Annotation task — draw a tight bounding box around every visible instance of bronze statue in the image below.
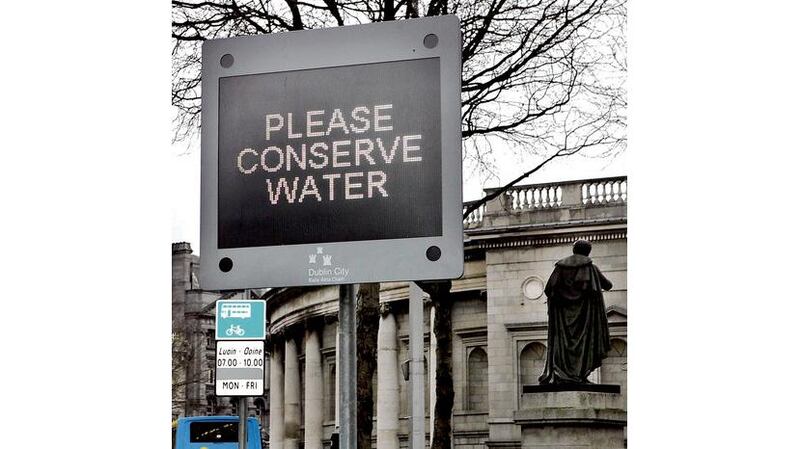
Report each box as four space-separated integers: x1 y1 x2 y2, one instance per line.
539 239 613 385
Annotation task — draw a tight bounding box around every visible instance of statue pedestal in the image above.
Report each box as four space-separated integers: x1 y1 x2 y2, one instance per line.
513 387 626 449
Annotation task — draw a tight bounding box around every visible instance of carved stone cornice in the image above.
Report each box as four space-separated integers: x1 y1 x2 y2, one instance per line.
466 229 626 251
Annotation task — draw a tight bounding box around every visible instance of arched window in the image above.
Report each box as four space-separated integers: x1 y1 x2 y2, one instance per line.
466 347 488 411
519 342 546 387
601 338 627 399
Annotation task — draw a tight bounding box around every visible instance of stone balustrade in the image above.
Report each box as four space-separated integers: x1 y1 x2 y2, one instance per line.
462 200 486 227
463 176 627 230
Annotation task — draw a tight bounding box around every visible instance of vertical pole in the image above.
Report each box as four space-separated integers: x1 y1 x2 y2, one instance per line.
239 396 248 449
428 306 436 443
239 289 250 449
338 284 357 449
408 282 425 449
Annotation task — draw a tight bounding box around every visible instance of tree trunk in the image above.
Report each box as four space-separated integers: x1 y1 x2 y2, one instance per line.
356 282 381 449
418 281 453 449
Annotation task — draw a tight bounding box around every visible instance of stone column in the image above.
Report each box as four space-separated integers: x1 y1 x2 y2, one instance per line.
270 344 285 449
377 307 400 449
429 304 437 443
304 327 324 449
284 336 301 449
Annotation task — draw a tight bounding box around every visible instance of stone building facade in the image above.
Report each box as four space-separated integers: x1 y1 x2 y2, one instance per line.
172 176 628 448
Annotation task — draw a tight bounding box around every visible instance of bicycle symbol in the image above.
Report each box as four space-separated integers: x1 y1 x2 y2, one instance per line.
225 324 245 337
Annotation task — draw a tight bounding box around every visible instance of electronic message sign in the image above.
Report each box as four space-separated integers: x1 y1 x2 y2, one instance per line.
200 16 463 289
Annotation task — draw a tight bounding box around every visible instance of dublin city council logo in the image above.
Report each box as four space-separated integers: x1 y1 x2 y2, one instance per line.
308 247 333 266
307 247 348 282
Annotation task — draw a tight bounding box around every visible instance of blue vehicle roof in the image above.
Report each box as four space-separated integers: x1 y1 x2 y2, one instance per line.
178 415 259 423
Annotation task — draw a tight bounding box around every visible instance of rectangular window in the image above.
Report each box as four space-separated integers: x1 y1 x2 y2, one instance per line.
325 358 336 421
189 421 238 443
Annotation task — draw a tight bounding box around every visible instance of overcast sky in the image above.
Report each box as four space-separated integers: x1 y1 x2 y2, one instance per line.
172 141 626 252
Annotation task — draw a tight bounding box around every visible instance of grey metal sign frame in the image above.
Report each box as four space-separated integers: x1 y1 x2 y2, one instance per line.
200 16 463 290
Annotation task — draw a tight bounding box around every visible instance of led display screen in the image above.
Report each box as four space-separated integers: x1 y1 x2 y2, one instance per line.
217 58 442 248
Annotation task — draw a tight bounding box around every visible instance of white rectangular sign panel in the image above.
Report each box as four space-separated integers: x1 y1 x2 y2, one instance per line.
215 340 265 396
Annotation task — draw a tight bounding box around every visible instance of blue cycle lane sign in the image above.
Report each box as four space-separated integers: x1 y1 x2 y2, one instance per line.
215 299 267 340
215 299 267 396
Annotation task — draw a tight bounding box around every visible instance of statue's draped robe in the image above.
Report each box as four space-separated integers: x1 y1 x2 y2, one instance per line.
539 254 613 384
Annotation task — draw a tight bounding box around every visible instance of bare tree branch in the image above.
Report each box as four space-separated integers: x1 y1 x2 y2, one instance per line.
171 0 627 199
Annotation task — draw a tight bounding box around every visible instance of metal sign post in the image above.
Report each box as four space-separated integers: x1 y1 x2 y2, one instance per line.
408 282 425 449
239 396 248 449
338 284 357 449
